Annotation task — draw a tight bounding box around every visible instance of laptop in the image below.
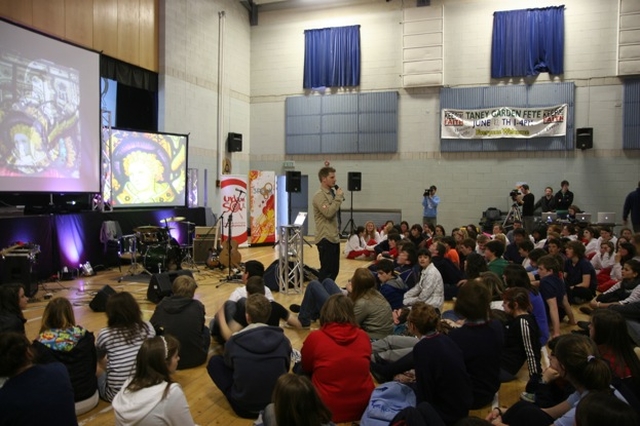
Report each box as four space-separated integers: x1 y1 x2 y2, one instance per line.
576 212 592 223
293 212 308 226
597 212 616 224
542 212 557 222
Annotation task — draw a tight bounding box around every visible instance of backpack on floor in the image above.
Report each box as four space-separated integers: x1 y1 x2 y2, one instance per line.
360 381 416 426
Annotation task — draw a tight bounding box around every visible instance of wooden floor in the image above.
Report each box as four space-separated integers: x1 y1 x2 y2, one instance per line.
20 243 591 425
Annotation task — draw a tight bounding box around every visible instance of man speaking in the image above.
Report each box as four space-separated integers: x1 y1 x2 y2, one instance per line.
312 166 344 280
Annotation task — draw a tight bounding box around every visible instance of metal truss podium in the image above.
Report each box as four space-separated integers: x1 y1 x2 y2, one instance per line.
277 225 304 294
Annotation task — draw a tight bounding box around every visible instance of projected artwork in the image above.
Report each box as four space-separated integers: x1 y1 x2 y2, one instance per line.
109 129 188 208
0 55 80 176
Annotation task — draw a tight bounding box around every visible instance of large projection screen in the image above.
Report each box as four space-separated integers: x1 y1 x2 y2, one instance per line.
108 129 188 209
0 19 101 192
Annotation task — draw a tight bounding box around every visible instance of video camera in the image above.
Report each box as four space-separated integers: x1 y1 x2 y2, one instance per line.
423 186 435 197
509 189 520 201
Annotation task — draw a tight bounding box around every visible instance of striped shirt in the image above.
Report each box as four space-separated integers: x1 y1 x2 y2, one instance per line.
96 321 155 401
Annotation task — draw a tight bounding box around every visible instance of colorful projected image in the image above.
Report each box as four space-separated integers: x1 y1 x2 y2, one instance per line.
109 129 187 208
0 55 80 177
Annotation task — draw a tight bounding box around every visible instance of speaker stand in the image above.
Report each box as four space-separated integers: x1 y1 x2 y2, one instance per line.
341 190 356 237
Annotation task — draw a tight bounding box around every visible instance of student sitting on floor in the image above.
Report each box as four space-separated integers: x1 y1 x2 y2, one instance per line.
207 293 292 419
344 226 374 260
378 258 409 310
402 248 444 312
150 274 210 369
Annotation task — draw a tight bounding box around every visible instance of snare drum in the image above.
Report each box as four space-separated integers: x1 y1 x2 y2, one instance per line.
119 235 140 257
138 231 160 244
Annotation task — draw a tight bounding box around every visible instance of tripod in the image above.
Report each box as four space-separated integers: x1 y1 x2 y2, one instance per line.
180 221 198 270
502 202 523 229
341 189 356 237
217 189 244 287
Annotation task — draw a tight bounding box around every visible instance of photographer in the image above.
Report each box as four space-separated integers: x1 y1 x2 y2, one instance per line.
519 184 535 232
422 185 440 226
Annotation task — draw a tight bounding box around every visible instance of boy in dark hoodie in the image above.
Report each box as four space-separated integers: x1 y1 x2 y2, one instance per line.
150 275 209 369
206 293 291 418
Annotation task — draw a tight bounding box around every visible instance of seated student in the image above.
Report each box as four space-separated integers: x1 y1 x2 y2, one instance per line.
600 242 638 292
597 225 618 249
373 232 401 259
518 239 535 270
378 258 409 310
503 264 549 347
526 248 547 278
112 335 196 425
32 297 98 415
150 274 210 369
378 220 395 242
348 268 394 340
591 240 616 273
487 334 630 426
504 228 527 264
429 241 465 300
485 239 509 278
364 220 382 245
400 220 411 238
537 255 576 339
300 294 374 423
458 237 477 261
589 309 640 398
344 226 373 260
531 225 548 250
0 283 28 334
546 237 567 263
561 223 579 241
262 374 335 426
96 291 155 402
410 302 473 425
583 259 640 314
0 332 77 426
442 236 461 269
575 391 639 426
207 293 291 418
476 234 490 256
492 223 506 239
393 242 420 288
499 287 542 392
216 277 302 343
228 260 273 301
408 223 426 246
581 226 600 256
402 248 444 312
564 240 597 304
506 220 524 244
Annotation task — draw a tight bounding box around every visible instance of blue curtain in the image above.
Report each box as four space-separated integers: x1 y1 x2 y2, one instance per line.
491 6 564 78
303 25 361 89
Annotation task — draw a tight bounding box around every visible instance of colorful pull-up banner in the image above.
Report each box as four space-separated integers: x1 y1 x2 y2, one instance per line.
441 104 567 140
249 170 276 244
220 175 248 247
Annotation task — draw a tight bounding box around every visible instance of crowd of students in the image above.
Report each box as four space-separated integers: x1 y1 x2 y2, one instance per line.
2 219 640 425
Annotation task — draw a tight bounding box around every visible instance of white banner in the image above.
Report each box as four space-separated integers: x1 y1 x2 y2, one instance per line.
220 175 249 247
441 104 567 140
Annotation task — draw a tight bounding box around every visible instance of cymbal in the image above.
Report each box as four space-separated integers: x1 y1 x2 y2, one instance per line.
183 221 195 225
161 216 185 223
134 225 162 232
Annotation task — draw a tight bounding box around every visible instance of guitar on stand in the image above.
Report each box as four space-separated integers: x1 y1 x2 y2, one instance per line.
217 188 245 287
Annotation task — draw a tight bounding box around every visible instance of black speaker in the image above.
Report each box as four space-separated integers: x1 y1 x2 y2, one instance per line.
348 172 362 192
286 171 301 193
147 270 194 303
576 128 593 150
89 285 117 312
227 132 243 152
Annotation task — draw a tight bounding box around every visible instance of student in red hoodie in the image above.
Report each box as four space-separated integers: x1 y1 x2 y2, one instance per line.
300 293 374 423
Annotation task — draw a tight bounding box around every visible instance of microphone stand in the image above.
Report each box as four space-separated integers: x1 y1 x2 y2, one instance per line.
217 189 245 287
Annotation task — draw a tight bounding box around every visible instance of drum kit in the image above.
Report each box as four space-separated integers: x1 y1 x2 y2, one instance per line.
120 216 198 275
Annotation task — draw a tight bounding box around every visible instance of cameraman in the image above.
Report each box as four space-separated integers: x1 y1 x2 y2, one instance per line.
519 184 535 232
422 185 440 226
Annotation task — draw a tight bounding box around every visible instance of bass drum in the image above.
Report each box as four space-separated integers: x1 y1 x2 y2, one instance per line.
143 245 181 273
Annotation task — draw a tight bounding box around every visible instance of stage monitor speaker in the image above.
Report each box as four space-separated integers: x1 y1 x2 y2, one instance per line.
194 238 217 263
348 172 362 192
227 132 243 152
147 270 194 303
576 128 593 150
286 171 301 193
90 285 117 312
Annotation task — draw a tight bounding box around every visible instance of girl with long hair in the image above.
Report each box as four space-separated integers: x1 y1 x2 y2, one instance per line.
0 283 28 333
112 335 196 425
488 334 622 426
344 225 373 260
96 291 155 401
363 220 381 244
347 267 393 339
589 309 640 397
263 374 334 426
32 297 98 415
300 294 374 423
503 263 549 346
585 259 640 314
